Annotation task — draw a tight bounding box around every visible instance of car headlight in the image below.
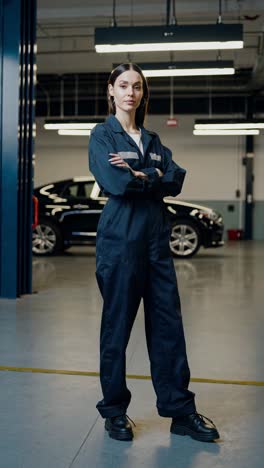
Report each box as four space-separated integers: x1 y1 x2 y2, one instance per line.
200 210 223 224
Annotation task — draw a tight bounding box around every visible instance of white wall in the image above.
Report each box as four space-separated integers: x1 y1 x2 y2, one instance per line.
35 115 264 202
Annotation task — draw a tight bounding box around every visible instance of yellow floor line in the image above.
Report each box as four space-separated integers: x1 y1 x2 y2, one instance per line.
0 366 263 386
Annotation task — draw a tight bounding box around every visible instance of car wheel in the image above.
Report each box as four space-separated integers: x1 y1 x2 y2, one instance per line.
170 219 201 258
32 220 63 256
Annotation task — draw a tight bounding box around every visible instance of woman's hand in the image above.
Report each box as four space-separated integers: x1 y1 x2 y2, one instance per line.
109 153 148 180
133 171 148 180
109 153 131 169
155 168 163 177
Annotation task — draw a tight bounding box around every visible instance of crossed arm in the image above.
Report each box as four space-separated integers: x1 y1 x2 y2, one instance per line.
89 130 186 198
108 153 163 179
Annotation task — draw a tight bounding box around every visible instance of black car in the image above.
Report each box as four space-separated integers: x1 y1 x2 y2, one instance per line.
33 177 224 258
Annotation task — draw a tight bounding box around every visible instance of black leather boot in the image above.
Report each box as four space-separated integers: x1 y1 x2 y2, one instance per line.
105 415 134 441
170 412 220 442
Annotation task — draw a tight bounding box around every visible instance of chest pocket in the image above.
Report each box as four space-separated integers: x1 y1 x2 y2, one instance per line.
118 151 139 160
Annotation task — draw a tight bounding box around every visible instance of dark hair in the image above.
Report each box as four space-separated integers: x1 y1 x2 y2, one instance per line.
107 63 149 127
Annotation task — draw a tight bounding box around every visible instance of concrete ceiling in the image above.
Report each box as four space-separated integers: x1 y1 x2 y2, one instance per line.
37 0 264 93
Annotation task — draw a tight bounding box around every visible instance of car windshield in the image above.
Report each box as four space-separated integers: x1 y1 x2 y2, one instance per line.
62 181 94 199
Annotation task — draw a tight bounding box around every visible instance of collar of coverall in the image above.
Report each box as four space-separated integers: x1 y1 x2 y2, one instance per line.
106 114 156 138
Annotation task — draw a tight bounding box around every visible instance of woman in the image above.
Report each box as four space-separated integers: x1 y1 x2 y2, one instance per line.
89 63 219 442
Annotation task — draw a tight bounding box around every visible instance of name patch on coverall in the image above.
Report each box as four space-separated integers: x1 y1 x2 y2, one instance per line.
150 153 162 161
118 151 139 159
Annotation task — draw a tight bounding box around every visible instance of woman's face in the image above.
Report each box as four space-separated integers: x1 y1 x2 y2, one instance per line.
108 69 144 115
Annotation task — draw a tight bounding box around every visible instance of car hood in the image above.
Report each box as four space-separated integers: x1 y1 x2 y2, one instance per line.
164 197 213 213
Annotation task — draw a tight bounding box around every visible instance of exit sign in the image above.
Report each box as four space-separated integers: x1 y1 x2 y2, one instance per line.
167 118 178 127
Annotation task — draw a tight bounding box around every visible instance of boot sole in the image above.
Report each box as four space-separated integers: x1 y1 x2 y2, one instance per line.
170 424 219 442
105 423 133 441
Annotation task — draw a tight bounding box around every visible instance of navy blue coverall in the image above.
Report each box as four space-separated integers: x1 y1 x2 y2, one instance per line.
89 114 196 418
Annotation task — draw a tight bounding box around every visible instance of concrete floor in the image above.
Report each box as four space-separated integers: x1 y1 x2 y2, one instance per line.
0 241 263 468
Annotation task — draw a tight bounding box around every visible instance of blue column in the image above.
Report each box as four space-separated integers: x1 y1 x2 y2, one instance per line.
0 0 36 298
243 96 254 241
244 136 254 240
0 0 21 298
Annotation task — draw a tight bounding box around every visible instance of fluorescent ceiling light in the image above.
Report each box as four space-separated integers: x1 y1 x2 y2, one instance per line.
95 24 243 53
194 119 264 130
58 130 91 136
45 123 96 130
196 123 264 129
44 118 104 131
142 67 234 77
193 129 260 136
96 42 243 52
136 61 234 77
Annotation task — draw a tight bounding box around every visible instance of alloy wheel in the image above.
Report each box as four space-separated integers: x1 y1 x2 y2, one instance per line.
32 224 57 254
170 223 199 257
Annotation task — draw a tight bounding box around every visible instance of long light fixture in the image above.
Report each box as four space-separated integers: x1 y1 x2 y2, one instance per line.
95 24 243 53
136 61 235 77
194 119 264 130
193 129 259 136
58 130 91 136
44 118 104 131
